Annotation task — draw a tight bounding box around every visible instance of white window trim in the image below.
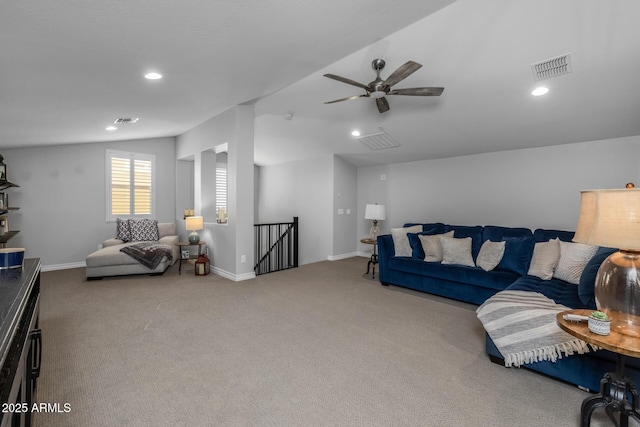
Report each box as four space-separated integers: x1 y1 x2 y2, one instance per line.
105 149 157 222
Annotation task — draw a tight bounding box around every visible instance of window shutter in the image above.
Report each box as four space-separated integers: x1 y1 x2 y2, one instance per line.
133 159 152 215
107 150 155 221
216 166 227 214
111 156 131 216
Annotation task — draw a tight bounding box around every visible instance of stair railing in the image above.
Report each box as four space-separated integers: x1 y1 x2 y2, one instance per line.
254 217 299 275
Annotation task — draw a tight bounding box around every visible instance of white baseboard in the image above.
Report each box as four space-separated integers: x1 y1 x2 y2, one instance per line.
327 252 358 261
212 266 256 282
41 262 86 272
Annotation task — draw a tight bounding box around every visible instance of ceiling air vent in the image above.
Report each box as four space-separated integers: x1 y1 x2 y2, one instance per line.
113 117 139 124
531 53 573 81
357 131 400 150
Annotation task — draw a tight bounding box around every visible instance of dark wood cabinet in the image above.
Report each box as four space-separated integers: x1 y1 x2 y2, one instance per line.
0 259 42 427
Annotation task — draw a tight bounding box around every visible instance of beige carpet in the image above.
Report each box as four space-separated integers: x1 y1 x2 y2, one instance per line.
34 257 623 426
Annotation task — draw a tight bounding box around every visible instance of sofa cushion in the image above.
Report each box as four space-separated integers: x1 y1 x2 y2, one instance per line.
389 257 518 291
440 236 475 267
128 219 160 242
445 225 484 260
553 241 598 285
391 225 422 257
482 225 532 242
476 240 506 271
416 231 454 261
534 229 574 243
578 246 617 307
403 222 447 234
527 238 561 280
507 276 589 309
496 236 535 276
408 225 449 259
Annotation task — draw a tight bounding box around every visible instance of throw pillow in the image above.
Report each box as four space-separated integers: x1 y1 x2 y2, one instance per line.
116 218 131 242
476 240 506 271
527 238 561 280
440 236 475 267
419 231 454 262
553 241 598 285
391 225 422 257
409 225 447 259
128 219 160 242
497 236 535 276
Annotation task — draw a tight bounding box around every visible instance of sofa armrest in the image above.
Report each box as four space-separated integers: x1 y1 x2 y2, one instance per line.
159 235 180 265
103 238 125 248
377 234 395 283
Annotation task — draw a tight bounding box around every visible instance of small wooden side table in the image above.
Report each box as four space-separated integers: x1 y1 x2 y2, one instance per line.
557 309 640 427
175 241 206 275
360 238 378 279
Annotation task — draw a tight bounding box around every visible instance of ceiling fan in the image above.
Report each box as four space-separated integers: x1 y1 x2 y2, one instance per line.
323 59 444 113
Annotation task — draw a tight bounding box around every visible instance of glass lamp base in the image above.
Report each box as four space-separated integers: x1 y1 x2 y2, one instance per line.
595 250 640 337
188 232 200 244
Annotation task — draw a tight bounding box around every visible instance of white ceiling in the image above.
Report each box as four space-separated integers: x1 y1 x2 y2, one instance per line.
2 1 639 168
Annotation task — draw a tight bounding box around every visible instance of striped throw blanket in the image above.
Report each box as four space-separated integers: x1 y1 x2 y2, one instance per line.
476 290 597 367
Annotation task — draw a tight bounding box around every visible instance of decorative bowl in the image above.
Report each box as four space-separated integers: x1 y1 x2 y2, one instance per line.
0 248 25 270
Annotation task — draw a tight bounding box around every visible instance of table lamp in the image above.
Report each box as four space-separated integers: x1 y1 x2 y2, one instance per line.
365 204 386 240
186 216 204 244
573 186 640 336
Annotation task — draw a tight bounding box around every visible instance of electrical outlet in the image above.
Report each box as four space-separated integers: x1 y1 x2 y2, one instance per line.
241 254 246 263
338 209 344 215
346 209 351 214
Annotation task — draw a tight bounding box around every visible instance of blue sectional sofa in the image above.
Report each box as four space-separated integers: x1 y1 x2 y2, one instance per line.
377 222 640 392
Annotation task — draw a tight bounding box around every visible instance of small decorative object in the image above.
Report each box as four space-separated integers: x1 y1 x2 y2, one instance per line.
181 250 190 260
217 207 227 223
364 203 386 240
185 216 204 244
0 248 25 269
195 253 210 276
588 311 611 335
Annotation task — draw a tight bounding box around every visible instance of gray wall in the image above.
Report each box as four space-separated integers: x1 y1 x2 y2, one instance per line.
257 155 333 265
3 137 176 269
332 155 358 259
175 105 255 280
356 136 640 251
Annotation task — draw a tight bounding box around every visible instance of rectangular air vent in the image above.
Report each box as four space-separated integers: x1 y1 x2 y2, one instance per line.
113 117 139 124
357 131 400 150
531 53 573 81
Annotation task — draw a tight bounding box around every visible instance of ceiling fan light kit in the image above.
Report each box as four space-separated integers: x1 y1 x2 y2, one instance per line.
323 58 444 113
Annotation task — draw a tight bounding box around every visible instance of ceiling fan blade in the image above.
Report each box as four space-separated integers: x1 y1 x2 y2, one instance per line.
323 74 370 91
383 61 422 87
324 94 368 104
376 97 390 113
388 87 444 96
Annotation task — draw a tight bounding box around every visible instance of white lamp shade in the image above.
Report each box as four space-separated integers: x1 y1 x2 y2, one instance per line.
365 204 386 221
573 189 640 250
185 216 204 231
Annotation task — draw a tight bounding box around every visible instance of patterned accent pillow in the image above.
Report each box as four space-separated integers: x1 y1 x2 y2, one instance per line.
116 218 131 242
128 219 160 242
553 241 598 285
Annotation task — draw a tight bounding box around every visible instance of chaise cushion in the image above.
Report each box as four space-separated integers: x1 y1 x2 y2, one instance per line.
507 276 589 309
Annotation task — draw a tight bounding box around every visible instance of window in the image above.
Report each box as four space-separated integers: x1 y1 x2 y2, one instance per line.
106 150 156 221
216 164 227 222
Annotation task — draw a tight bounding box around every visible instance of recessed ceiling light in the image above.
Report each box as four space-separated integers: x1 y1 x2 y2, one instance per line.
351 130 361 137
531 86 549 96
105 126 117 131
144 72 163 80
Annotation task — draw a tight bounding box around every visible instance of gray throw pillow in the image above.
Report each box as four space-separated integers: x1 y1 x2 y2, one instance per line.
476 240 506 271
419 231 454 262
527 238 561 280
440 236 475 267
391 225 423 257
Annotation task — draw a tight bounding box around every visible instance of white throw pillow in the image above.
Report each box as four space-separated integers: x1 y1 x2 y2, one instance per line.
419 231 454 262
440 236 475 267
553 240 598 285
476 240 506 271
391 225 423 257
527 238 561 280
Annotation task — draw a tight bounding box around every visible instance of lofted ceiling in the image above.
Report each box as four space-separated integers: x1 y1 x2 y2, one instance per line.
2 1 639 168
